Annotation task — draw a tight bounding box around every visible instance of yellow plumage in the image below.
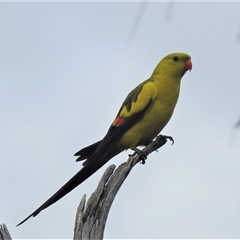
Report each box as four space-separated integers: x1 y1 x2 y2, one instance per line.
17 52 192 226
116 52 191 149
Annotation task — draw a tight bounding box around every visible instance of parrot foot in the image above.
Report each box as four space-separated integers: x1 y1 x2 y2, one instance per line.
128 135 174 164
153 135 174 150
129 148 147 164
162 135 174 145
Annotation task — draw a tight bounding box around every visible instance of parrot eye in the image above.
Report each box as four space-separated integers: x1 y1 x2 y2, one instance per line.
173 56 179 61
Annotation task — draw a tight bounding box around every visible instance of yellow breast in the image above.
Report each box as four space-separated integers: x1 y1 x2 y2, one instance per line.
118 79 180 149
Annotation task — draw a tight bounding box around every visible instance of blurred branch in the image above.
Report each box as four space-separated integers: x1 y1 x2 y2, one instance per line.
229 116 240 146
128 0 148 43
73 134 173 240
165 0 175 21
128 1 176 43
234 117 240 128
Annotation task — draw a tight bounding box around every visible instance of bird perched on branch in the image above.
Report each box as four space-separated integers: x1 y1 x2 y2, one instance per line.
17 52 192 226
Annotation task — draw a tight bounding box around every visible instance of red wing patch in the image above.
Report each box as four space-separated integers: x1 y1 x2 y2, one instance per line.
112 116 125 127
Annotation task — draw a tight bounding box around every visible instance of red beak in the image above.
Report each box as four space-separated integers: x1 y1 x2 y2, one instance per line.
185 60 192 71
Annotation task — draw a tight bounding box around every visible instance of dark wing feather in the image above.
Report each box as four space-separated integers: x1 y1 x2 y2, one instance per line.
82 80 155 166
74 140 101 161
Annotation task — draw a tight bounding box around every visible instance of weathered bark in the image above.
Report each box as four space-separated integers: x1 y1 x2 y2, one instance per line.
73 134 172 240
0 224 12 240
0 135 172 240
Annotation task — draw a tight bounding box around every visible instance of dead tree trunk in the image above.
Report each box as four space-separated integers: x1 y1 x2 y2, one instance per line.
73 134 173 240
0 224 12 240
1 135 172 240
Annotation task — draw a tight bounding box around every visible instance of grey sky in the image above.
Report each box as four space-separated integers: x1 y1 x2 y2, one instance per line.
1 2 240 239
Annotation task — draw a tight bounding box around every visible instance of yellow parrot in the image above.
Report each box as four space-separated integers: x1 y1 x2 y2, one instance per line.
17 52 192 226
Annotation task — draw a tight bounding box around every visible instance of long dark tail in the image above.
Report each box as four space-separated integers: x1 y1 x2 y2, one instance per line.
17 144 117 226
74 140 101 162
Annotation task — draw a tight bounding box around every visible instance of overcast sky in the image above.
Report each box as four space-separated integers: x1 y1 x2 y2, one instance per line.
1 1 240 239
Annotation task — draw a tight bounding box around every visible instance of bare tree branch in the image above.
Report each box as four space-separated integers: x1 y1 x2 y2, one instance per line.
73 134 173 240
0 136 172 240
0 224 12 240
128 0 148 43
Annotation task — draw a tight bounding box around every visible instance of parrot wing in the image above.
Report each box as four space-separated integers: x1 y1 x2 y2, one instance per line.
78 79 157 166
17 80 157 226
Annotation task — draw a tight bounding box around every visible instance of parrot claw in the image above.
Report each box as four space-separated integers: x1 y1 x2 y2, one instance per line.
129 147 147 164
163 135 174 145
151 134 174 152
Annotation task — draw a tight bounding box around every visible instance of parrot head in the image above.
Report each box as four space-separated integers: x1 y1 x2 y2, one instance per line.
152 52 192 79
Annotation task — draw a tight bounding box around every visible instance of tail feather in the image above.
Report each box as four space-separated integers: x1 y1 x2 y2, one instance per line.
17 148 118 226
74 140 101 161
